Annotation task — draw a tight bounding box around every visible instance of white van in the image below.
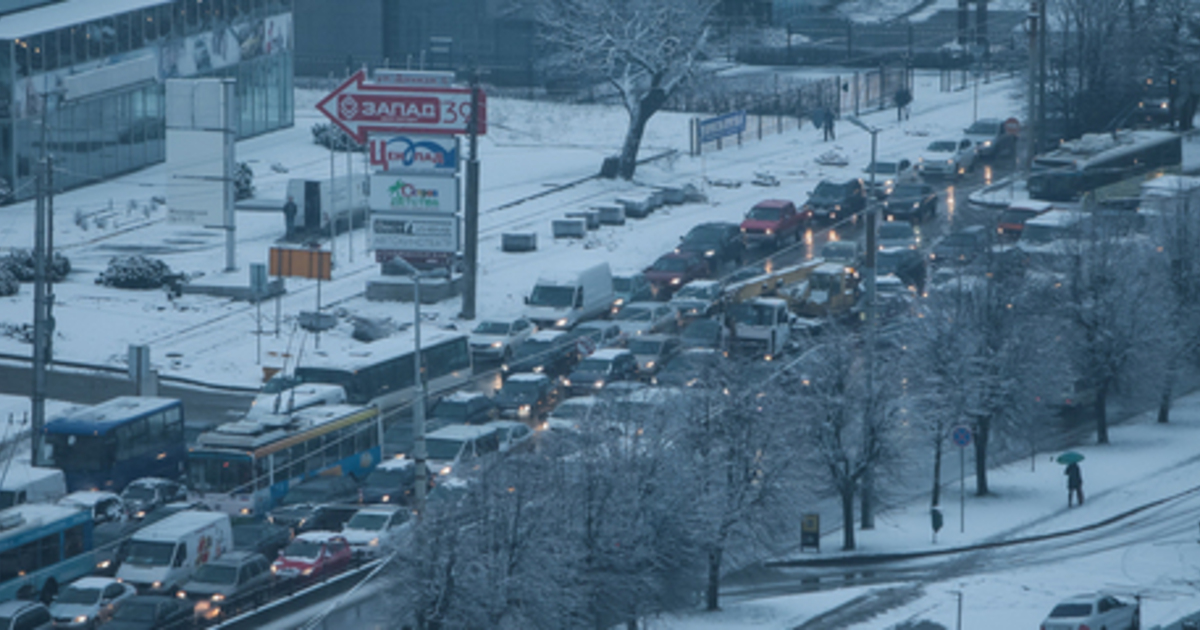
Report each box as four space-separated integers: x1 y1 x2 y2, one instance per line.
422 424 502 479
0 465 66 509
116 510 232 594
525 262 615 329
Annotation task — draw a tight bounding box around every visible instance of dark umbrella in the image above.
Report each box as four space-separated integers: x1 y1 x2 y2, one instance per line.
1056 451 1085 465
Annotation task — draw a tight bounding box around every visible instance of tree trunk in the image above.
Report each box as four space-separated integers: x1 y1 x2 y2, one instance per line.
705 546 722 611
1095 385 1110 444
860 469 873 530
931 434 943 507
618 88 667 180
1158 367 1174 424
973 416 990 496
840 487 856 551
626 620 638 630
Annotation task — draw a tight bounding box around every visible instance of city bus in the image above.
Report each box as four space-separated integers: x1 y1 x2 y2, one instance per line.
0 504 94 603
289 329 473 414
187 405 382 517
1028 130 1180 201
38 397 186 493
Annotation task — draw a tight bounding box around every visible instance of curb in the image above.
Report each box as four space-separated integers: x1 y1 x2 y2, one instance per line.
765 481 1200 569
966 175 1020 209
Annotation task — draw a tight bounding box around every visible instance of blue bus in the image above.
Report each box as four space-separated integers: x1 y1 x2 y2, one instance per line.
39 397 186 493
0 504 94 603
187 405 382 517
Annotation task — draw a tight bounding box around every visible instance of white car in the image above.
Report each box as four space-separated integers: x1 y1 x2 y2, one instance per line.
668 280 723 320
484 420 534 452
469 317 535 361
611 301 678 337
545 396 607 433
57 490 127 524
340 505 412 558
49 576 136 628
1040 593 1139 630
915 138 976 178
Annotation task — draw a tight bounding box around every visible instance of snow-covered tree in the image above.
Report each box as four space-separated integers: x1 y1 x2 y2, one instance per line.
1146 180 1200 422
536 0 716 179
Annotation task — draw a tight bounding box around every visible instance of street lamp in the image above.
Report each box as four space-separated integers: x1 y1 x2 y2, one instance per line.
846 115 880 530
389 257 432 514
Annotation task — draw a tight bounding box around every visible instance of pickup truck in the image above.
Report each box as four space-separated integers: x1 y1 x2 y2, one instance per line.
740 199 809 249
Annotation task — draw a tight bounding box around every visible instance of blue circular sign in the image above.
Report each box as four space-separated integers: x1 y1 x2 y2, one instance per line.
951 425 973 448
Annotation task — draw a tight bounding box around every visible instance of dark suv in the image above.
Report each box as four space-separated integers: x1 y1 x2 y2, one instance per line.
963 118 1016 160
676 222 745 272
930 225 990 266
804 179 868 224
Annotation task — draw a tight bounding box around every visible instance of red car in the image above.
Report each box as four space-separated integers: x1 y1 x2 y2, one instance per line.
271 532 353 583
740 199 809 248
643 251 710 298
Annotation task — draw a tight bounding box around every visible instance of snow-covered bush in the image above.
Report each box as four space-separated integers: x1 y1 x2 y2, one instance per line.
235 162 255 200
1 250 71 282
0 267 17 296
310 123 365 152
96 255 174 289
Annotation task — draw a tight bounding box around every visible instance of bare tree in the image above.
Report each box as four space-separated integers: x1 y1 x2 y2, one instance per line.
536 0 716 179
1146 179 1200 422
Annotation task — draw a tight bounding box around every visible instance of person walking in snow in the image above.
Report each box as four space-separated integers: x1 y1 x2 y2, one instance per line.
1065 461 1084 507
822 110 836 141
282 195 298 240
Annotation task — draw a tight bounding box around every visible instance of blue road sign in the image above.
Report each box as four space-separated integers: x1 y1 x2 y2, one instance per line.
951 425 973 448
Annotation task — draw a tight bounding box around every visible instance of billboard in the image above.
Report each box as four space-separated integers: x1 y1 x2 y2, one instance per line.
369 173 459 213
698 111 747 144
371 213 459 260
368 134 459 173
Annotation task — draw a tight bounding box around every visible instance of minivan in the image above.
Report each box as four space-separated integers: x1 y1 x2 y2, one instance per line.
423 424 502 479
115 510 233 594
563 348 639 397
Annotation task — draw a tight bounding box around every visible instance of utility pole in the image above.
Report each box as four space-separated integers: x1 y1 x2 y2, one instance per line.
460 67 481 320
1037 0 1046 154
1025 0 1040 171
848 115 878 530
30 120 50 466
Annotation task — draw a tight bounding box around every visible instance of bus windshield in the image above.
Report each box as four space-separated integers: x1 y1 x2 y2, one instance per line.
261 375 302 394
188 455 253 493
42 434 113 471
125 540 175 566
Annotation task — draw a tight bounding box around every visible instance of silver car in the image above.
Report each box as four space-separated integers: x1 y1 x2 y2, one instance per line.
1040 593 1139 630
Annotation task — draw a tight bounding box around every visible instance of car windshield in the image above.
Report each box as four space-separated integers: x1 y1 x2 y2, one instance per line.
283 540 324 559
552 402 595 420
114 602 159 622
651 257 689 272
513 339 554 359
426 438 465 461
261 374 301 394
865 162 898 174
880 223 913 239
612 277 633 292
528 285 576 308
876 250 910 273
365 469 409 487
192 564 238 584
628 339 664 355
814 182 846 196
575 359 613 373
432 399 472 421
615 307 652 322
346 513 389 531
747 206 781 221
674 284 717 300
58 586 102 604
965 120 998 135
122 485 156 502
891 184 927 197
1048 603 1093 617
473 321 510 335
927 141 957 152
125 541 174 566
684 226 723 244
729 303 776 325
501 380 542 396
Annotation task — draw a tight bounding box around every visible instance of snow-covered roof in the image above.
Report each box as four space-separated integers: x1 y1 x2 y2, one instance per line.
0 504 85 542
587 348 631 361
298 329 465 372
0 463 62 488
44 396 180 435
426 424 498 441
129 510 228 541
506 373 549 383
1026 209 1084 228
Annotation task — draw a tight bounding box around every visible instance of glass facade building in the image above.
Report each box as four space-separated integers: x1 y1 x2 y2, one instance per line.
0 0 293 201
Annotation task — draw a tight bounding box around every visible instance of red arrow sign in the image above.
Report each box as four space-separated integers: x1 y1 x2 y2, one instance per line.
316 70 487 143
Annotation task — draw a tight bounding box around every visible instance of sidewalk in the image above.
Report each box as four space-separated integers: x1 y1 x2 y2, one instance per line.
652 391 1200 629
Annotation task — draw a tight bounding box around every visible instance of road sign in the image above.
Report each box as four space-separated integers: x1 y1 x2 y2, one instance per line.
371 213 459 257
373 70 456 88
316 70 487 143
368 134 460 173
951 425 973 448
697 111 747 144
800 513 820 552
1004 117 1021 136
369 173 460 214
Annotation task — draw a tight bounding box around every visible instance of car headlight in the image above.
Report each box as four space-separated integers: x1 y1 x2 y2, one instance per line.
645 361 655 370
151 581 162 590
613 298 624 306
176 590 187 599
562 378 572 387
765 228 773 235
440 466 452 476
982 140 992 147
73 616 89 624
369 538 380 546
301 567 314 576
532 365 544 373
912 202 920 209
271 564 279 574
212 593 225 602
491 341 503 349
555 318 568 327
833 204 841 211
518 404 532 418
887 214 894 221
96 559 111 570
382 494 391 502
670 277 682 285
740 227 747 233
594 379 605 388
705 249 716 257
945 159 953 165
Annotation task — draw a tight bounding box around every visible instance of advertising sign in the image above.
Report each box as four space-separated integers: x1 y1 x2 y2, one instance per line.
368 134 460 173
371 213 459 260
369 173 459 213
316 70 487 142
698 111 747 144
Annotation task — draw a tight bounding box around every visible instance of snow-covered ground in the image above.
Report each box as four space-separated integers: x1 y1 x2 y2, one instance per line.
0 69 1023 389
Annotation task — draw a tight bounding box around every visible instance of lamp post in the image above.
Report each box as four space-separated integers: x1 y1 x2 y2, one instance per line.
847 115 879 530
390 258 431 514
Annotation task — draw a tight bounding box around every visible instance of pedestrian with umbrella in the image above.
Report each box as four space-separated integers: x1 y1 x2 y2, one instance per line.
1058 451 1085 507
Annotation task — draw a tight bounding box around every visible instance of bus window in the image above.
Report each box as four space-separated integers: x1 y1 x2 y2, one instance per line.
427 339 470 379
147 411 166 440
339 429 356 459
43 434 113 472
39 533 59 566
356 425 373 452
0 548 17 581
63 525 84 559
